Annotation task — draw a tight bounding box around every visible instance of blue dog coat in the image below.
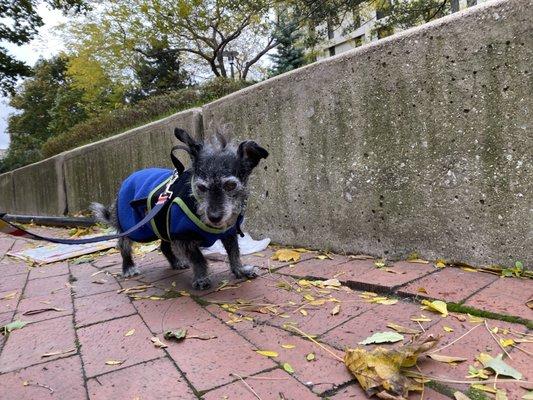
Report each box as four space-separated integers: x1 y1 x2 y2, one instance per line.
117 168 242 245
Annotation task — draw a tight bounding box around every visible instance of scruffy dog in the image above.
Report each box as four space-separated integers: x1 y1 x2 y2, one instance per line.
91 128 268 290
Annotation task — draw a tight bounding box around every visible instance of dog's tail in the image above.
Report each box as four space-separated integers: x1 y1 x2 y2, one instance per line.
90 202 112 225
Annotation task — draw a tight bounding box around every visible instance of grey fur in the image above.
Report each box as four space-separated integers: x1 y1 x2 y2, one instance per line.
91 128 268 289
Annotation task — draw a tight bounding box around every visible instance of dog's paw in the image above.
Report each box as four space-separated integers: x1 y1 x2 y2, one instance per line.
234 265 258 279
192 276 211 290
123 266 140 278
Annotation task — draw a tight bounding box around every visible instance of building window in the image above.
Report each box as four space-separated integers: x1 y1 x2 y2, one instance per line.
329 46 336 57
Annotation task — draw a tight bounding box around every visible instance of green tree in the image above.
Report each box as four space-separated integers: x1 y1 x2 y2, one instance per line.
0 0 88 95
128 39 190 102
373 0 450 32
0 55 87 172
269 11 305 76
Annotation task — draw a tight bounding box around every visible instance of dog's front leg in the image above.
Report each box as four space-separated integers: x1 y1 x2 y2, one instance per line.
173 240 211 290
221 234 258 279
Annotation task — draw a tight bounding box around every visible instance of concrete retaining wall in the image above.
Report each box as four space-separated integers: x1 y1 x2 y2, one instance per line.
63 109 202 212
0 0 530 266
11 156 66 215
203 0 532 266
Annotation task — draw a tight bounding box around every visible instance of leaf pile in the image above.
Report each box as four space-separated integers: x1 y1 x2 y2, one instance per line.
344 335 439 400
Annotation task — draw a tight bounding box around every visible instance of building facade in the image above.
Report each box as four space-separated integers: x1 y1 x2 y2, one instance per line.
316 0 486 60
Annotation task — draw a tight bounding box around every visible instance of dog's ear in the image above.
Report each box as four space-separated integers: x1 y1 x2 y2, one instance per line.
237 141 269 174
174 128 202 159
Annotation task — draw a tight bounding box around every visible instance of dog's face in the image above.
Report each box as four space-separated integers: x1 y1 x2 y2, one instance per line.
175 128 268 229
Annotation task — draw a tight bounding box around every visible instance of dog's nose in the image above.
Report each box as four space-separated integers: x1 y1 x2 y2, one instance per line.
207 211 223 224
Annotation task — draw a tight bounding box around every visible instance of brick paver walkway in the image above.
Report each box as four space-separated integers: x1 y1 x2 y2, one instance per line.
0 229 531 399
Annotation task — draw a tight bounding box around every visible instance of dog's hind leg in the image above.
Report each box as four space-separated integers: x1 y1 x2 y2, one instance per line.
161 241 188 269
118 236 139 277
221 234 257 279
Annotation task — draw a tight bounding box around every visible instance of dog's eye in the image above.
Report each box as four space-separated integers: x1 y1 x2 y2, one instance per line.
196 183 208 193
223 181 237 192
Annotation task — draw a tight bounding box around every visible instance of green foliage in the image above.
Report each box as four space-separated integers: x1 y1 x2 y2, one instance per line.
374 0 451 32
269 11 306 76
0 56 75 172
41 78 250 158
127 40 191 102
0 0 88 95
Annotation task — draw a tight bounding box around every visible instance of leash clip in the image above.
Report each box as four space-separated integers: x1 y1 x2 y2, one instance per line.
158 169 180 204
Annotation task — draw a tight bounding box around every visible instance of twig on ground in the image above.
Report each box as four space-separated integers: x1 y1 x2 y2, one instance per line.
230 373 262 400
22 380 54 393
286 326 344 362
404 372 530 385
484 320 512 360
430 324 481 354
510 344 533 357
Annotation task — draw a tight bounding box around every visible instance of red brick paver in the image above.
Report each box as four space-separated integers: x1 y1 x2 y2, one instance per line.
399 267 499 303
0 356 86 400
87 357 195 399
465 277 533 320
77 314 162 378
0 229 530 400
202 368 321 399
0 315 77 373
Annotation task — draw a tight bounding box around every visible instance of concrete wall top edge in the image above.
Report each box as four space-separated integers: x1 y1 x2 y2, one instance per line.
203 0 511 111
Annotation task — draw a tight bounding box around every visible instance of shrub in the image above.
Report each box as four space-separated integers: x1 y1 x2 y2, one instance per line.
40 78 252 159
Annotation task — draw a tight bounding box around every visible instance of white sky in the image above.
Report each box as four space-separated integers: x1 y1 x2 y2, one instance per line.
0 4 66 149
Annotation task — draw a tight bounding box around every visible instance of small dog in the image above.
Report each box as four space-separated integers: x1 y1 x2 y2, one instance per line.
91 128 268 290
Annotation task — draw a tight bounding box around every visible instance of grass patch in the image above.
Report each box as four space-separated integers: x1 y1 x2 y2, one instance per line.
447 303 533 329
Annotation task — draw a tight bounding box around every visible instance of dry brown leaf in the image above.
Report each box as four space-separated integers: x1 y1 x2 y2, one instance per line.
349 254 374 260
344 336 439 399
386 323 421 335
41 348 76 358
427 354 467 363
1 292 17 300
408 259 429 264
526 298 533 310
105 360 123 366
151 337 168 348
22 307 65 316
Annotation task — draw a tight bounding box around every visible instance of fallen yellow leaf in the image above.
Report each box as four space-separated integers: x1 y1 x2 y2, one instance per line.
105 360 123 366
331 304 340 315
468 314 484 324
306 353 315 361
256 350 278 358
283 362 294 374
300 309 308 316
344 336 439 398
435 261 446 268
410 315 432 323
427 354 467 363
421 300 448 317
272 249 301 262
124 329 135 337
443 326 454 333
281 344 295 349
499 338 514 348
387 323 420 335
